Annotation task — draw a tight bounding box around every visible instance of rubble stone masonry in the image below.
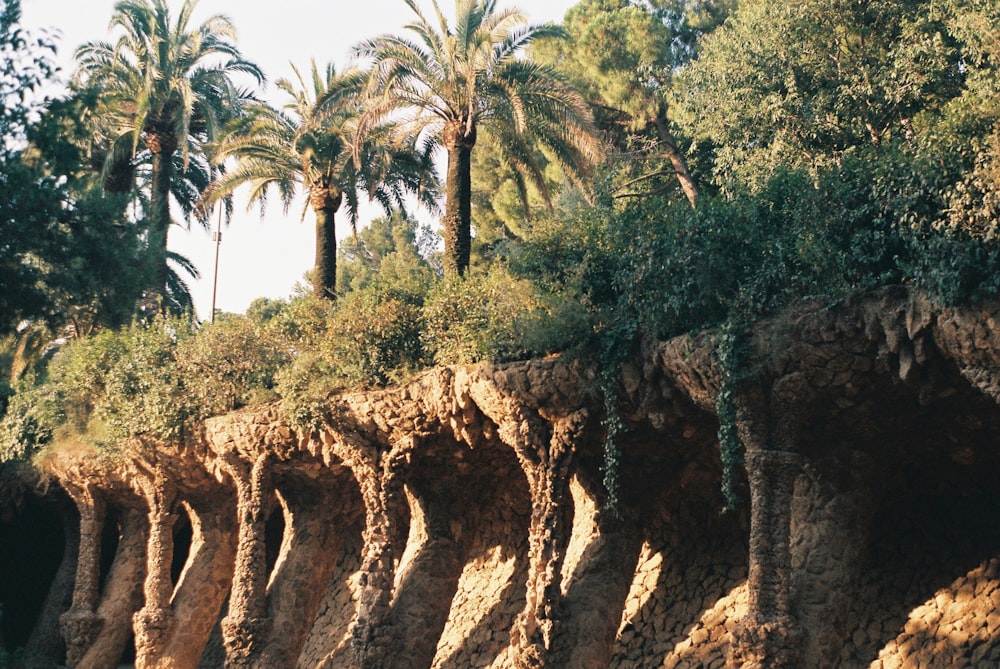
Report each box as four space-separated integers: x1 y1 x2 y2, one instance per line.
3 287 1000 668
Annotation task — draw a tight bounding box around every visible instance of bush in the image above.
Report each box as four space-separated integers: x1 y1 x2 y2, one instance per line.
274 284 427 430
422 265 592 366
0 311 301 459
0 373 55 461
175 316 291 417
323 287 426 386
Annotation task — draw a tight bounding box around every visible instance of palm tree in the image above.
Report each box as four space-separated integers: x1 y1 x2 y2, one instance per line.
204 61 438 299
74 0 263 299
356 0 603 277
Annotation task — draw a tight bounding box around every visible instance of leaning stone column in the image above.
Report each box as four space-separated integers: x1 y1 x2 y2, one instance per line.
22 486 79 669
59 483 106 668
729 381 806 669
73 505 149 669
133 474 178 668
350 436 410 669
220 454 273 669
553 473 643 669
509 410 587 669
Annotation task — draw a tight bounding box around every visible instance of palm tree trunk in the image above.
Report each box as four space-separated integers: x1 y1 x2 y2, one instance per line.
147 133 176 296
443 122 476 277
653 115 699 209
311 184 343 300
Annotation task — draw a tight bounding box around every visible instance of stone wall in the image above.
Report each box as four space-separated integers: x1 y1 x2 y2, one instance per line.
2 288 1000 668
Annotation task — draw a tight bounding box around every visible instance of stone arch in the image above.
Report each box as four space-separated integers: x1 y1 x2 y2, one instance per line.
254 456 362 667
427 426 532 669
0 465 74 664
805 375 1000 667
380 424 532 669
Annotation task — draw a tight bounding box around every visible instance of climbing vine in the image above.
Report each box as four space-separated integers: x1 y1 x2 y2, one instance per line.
599 364 624 515
714 319 750 511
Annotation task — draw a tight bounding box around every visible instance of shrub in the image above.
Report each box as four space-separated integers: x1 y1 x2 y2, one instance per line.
0 311 301 459
274 284 428 430
323 287 426 386
422 265 591 366
0 373 55 461
174 316 291 417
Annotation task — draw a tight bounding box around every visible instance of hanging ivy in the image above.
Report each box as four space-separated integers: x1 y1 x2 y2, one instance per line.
714 319 750 511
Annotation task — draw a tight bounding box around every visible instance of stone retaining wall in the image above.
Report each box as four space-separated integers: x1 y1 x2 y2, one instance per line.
2 288 1000 668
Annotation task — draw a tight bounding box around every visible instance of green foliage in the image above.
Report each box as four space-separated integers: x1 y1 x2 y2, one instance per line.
0 3 150 336
324 288 426 386
0 645 21 669
0 0 55 144
714 321 749 511
423 265 591 366
532 0 729 207
679 0 966 189
273 285 425 432
336 211 438 295
0 372 57 462
0 312 295 459
174 317 291 417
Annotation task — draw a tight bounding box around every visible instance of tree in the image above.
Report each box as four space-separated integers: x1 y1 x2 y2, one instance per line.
356 0 603 277
0 0 145 338
337 210 437 295
205 61 438 299
534 0 731 208
4 93 149 332
0 0 56 331
73 0 263 299
678 0 965 190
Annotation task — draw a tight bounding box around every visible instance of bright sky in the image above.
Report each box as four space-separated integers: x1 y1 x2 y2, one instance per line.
19 0 580 319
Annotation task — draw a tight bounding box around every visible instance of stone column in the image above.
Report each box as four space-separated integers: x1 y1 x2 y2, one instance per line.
221 454 273 668
385 475 466 669
73 506 149 669
729 381 805 669
350 439 410 669
730 449 803 668
509 410 587 669
257 480 343 668
59 483 105 668
133 475 178 667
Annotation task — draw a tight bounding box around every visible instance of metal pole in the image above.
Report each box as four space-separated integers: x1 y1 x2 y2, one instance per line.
210 205 222 324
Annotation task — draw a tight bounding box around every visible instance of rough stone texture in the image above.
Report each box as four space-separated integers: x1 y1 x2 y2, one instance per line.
4 287 1000 668
296 515 364 668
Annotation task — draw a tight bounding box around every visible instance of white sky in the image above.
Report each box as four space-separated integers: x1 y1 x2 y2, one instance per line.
19 0 580 319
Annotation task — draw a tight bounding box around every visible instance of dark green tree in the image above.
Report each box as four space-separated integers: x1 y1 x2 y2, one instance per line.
534 0 731 207
0 0 56 331
678 0 965 189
